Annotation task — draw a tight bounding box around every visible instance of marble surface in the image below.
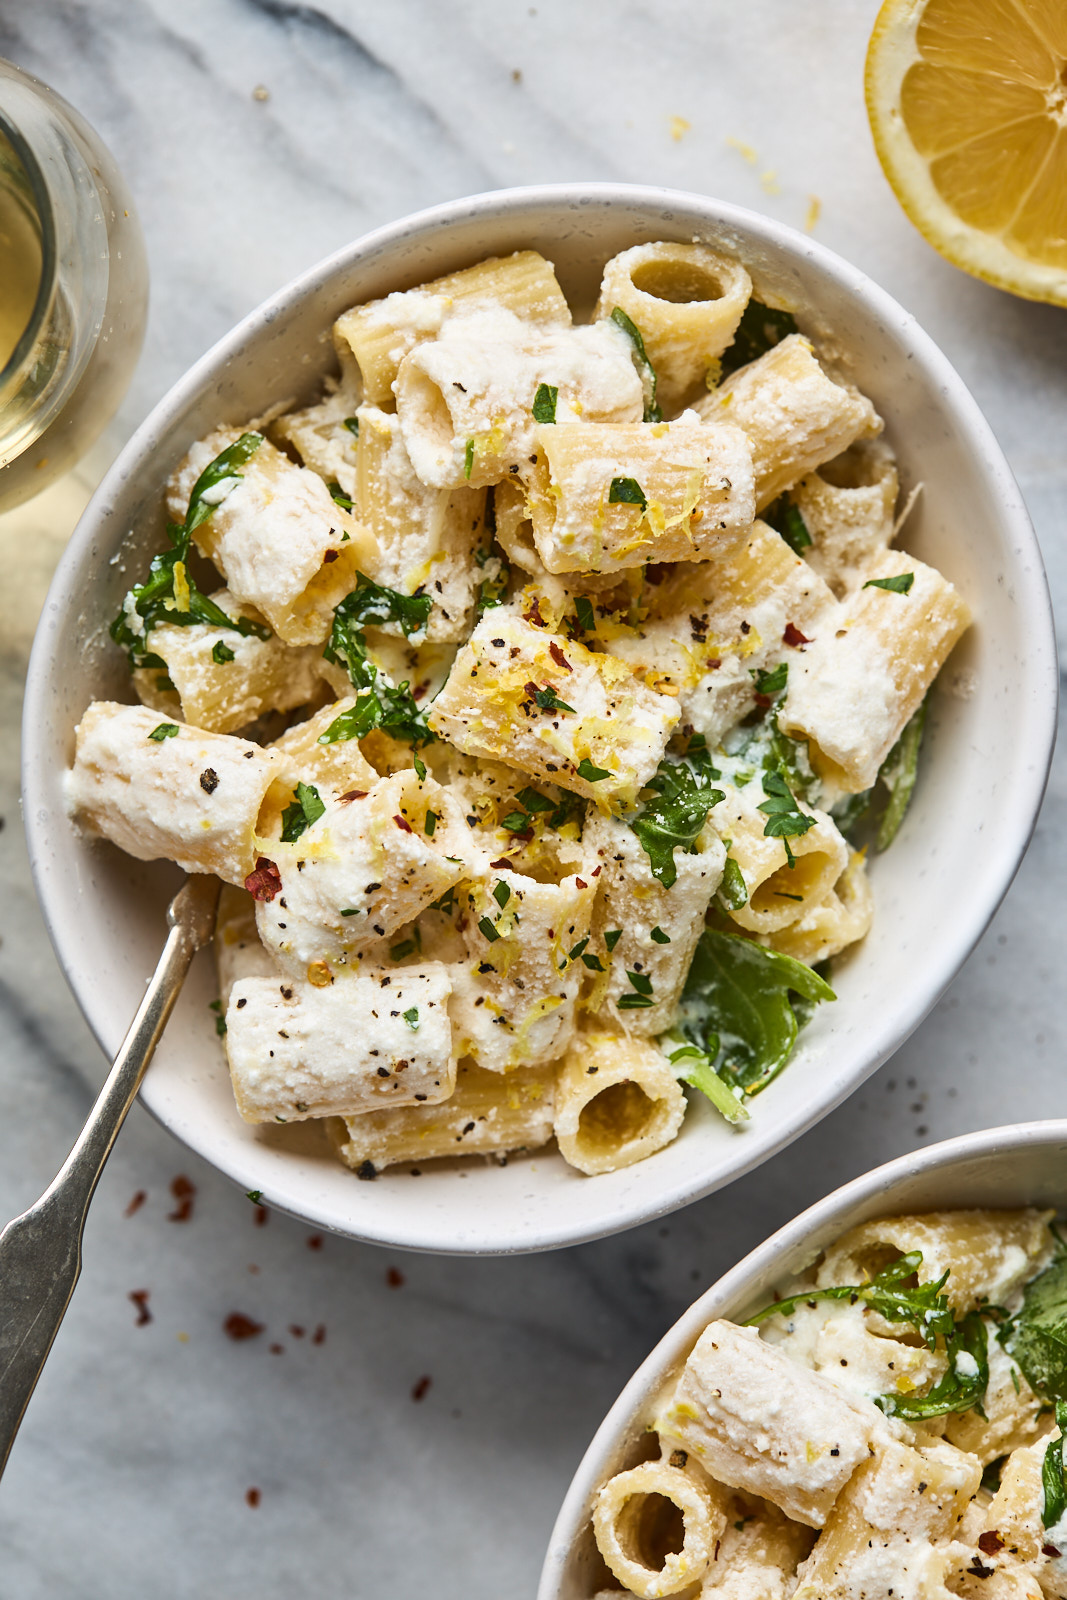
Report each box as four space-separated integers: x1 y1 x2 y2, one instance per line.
0 2 1065 1595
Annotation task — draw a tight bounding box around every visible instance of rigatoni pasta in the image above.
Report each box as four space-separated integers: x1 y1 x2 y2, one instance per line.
69 237 972 1182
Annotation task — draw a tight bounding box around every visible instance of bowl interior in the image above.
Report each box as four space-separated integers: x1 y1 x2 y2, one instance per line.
22 185 1056 1254
539 1121 1067 1600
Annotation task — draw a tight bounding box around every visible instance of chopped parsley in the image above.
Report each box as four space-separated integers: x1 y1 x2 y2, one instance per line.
630 755 725 888
425 810 437 837
209 998 227 1037
610 306 662 423
474 543 510 616
280 781 326 844
650 926 671 944
413 754 427 781
752 662 788 699
528 683 576 714
403 1007 420 1032
577 757 611 782
719 301 799 379
148 722 180 741
758 769 816 865
343 416 359 436
389 939 416 961
478 916 500 943
608 475 647 512
492 881 511 909
604 929 623 953
574 595 596 633
464 438 475 479
319 574 435 746
864 572 915 595
532 382 558 424
327 480 354 511
211 640 235 664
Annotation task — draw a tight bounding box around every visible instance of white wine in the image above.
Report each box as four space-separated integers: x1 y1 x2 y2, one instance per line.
0 132 41 372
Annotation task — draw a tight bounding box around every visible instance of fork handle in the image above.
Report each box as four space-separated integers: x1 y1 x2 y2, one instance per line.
0 875 219 1479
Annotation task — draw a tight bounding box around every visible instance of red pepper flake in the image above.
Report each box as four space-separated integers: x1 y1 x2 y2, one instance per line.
223 1312 264 1342
323 549 339 563
783 622 811 647
549 641 572 672
338 789 367 805
386 1267 405 1289
489 857 515 869
253 1205 268 1227
128 1289 152 1326
244 857 282 901
1044 1544 1062 1557
411 1375 432 1401
269 1342 284 1355
575 877 587 889
167 1174 196 1223
753 692 772 710
393 814 414 833
125 1189 146 1217
591 865 602 877
523 597 545 626
707 657 722 671
311 1324 326 1345
289 1325 305 1338
245 1488 261 1509
978 1532 1005 1556
307 1234 323 1251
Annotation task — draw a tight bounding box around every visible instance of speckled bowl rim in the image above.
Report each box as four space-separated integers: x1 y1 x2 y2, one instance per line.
21 183 1059 1255
538 1119 1067 1599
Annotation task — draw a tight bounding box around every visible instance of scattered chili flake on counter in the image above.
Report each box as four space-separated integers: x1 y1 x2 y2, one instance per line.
386 1267 405 1289
411 1375 432 1401
246 1488 261 1508
307 1234 323 1251
289 1325 305 1339
167 1174 196 1223
254 1205 268 1226
129 1290 152 1326
269 1343 284 1355
311 1324 326 1345
124 1189 146 1217
223 1312 264 1341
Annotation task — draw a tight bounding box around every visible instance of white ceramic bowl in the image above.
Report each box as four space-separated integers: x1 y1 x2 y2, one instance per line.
539 1119 1067 1599
22 185 1057 1255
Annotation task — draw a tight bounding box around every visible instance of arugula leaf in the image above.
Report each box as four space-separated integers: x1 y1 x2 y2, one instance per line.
630 757 725 888
864 572 915 595
677 928 835 1096
746 1250 955 1348
876 1311 989 1420
609 476 648 512
532 383 558 424
877 700 926 850
720 301 799 379
110 433 270 667
1043 1403 1067 1528
610 306 662 423
1002 1250 1067 1402
764 493 812 554
662 1032 749 1125
280 781 326 844
148 722 180 742
320 574 435 746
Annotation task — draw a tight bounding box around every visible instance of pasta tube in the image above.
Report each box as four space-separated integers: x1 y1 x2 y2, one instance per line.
225 964 455 1123
596 240 752 413
764 848 873 966
215 885 276 1007
427 610 679 807
66 701 293 886
394 310 641 489
267 699 379 795
790 439 899 598
327 1059 556 1174
131 589 322 735
695 335 881 509
523 417 755 574
335 250 572 406
779 549 972 793
710 782 848 937
273 381 360 502
554 1029 686 1175
167 428 376 646
592 1459 725 1598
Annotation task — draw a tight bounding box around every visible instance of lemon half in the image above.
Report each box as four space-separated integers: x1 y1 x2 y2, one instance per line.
866 0 1067 304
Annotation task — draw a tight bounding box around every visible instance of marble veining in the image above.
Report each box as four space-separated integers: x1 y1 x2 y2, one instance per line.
1 2 1067 1595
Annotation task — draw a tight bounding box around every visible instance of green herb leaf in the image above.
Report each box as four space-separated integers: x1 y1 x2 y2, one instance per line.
604 929 623 953
650 926 671 944
429 886 457 915
246 1190 262 1204
574 596 596 632
764 493 812 554
327 480 354 511
608 476 647 512
663 1034 749 1124
626 970 654 996
876 1311 989 1420
403 1006 420 1032
478 916 500 943
532 382 558 424
185 432 264 536
630 757 725 888
746 1250 955 1348
720 301 799 379
389 939 416 961
752 662 788 698
716 856 748 912
758 770 816 861
577 757 611 782
320 574 435 747
464 438 475 479
343 416 359 436
413 754 427 781
609 306 662 423
211 640 235 664
568 938 589 962
529 684 576 714
340 908 360 917
516 788 555 814
677 928 835 1096
1002 1250 1067 1402
425 810 437 837
493 881 511 909
864 572 915 595
582 953 604 971
1043 1404 1067 1528
618 992 655 1010
877 700 927 850
501 810 533 834
148 722 180 741
280 781 326 844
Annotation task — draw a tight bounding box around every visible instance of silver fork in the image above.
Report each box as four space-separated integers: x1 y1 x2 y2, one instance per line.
0 874 220 1478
